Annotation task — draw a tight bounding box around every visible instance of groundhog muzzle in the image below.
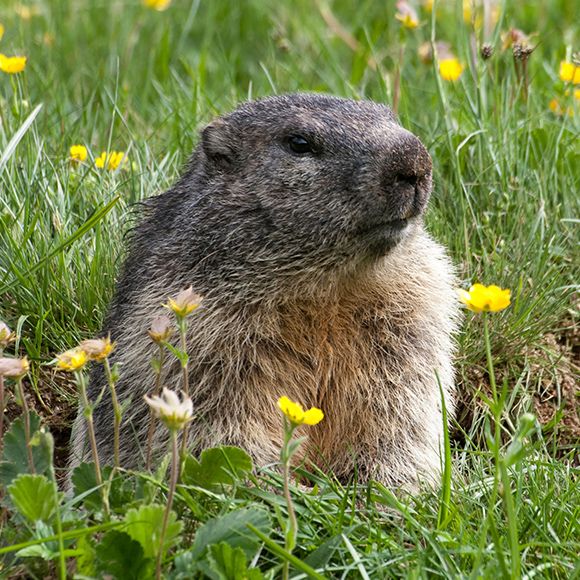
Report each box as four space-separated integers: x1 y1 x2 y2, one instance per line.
70 93 460 487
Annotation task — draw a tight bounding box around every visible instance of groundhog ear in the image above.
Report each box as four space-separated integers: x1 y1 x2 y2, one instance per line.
201 119 237 170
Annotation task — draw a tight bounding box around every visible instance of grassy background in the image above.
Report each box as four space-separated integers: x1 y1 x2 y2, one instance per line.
0 0 578 577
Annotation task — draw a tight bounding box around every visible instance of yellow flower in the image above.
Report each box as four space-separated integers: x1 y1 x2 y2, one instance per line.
278 396 324 426
423 0 434 13
79 336 115 362
457 283 511 313
143 0 172 11
164 286 203 318
70 145 88 163
0 24 4 41
56 348 88 372
0 54 27 74
0 357 29 379
439 58 463 81
395 2 419 29
559 61 580 84
144 388 193 431
95 151 125 171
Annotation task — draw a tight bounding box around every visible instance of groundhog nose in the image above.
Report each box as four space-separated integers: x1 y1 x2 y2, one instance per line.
381 132 433 217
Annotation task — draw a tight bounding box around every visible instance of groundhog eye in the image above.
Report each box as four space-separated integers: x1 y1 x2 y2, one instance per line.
287 134 314 155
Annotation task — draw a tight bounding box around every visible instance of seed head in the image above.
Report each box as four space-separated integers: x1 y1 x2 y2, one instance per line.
513 43 534 62
481 43 494 60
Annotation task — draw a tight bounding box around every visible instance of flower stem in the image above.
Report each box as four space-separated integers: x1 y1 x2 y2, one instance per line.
484 316 521 576
16 377 35 474
104 359 122 470
178 318 190 457
155 430 179 580
44 431 66 580
146 346 166 471
281 421 298 580
76 371 109 517
483 314 500 438
0 372 5 458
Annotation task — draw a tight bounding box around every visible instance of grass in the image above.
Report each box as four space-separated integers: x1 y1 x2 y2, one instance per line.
0 0 578 578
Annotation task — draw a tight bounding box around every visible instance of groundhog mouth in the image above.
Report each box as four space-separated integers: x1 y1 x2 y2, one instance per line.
358 217 409 235
355 217 412 255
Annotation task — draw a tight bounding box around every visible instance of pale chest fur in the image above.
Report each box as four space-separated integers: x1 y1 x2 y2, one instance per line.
95 230 458 482
179 239 457 477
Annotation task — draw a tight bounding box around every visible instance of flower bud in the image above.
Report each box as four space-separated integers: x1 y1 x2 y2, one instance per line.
164 286 203 318
79 336 115 361
0 321 15 349
144 388 193 431
0 356 29 379
148 315 173 344
395 1 419 29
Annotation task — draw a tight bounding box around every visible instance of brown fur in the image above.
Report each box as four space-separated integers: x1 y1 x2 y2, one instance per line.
70 94 460 487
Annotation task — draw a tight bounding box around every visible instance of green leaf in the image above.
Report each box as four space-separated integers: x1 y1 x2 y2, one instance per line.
76 534 96 577
190 508 271 560
14 521 59 560
182 446 253 490
163 341 189 366
8 474 59 523
0 414 51 485
95 530 153 580
71 462 103 511
503 413 538 467
206 543 264 580
16 544 53 559
173 551 204 578
72 463 135 513
303 534 342 569
124 504 183 559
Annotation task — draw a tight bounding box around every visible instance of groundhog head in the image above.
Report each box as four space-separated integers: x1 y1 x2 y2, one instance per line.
169 93 433 296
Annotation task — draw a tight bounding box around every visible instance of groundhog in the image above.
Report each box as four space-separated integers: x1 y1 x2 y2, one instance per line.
70 93 460 487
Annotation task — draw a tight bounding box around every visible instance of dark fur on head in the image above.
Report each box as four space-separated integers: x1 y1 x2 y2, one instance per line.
119 94 432 305
70 93 458 487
